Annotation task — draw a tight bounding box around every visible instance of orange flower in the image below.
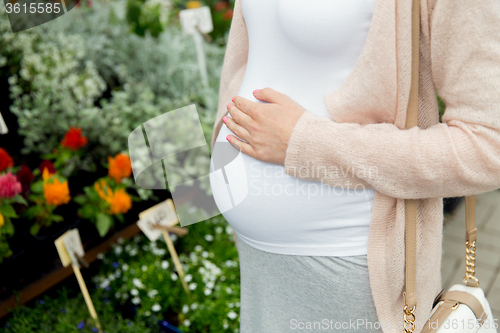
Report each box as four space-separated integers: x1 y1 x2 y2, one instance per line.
94 179 132 215
43 174 71 206
107 188 132 215
94 178 112 200
61 127 88 150
108 153 132 183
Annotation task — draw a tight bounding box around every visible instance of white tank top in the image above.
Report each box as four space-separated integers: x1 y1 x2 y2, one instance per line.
210 0 377 256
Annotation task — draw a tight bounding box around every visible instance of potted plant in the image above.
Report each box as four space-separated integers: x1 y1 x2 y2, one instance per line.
22 161 72 237
74 153 140 237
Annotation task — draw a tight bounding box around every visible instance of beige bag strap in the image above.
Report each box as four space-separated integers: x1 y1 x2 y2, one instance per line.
403 0 479 330
463 195 479 287
402 0 420 330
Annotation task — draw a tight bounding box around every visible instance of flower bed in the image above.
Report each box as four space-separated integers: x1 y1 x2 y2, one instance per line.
0 215 241 332
93 215 240 332
0 1 238 330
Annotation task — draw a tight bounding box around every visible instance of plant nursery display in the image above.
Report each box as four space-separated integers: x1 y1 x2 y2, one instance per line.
0 0 241 331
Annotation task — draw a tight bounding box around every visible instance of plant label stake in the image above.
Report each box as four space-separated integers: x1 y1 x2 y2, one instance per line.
0 111 7 134
137 199 190 296
179 6 213 89
55 229 102 333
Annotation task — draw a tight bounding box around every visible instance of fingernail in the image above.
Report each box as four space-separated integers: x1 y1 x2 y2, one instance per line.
231 96 235 102
226 103 231 109
226 135 231 142
253 89 259 95
223 116 227 123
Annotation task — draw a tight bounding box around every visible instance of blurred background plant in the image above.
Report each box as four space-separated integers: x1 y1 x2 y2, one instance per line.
126 0 173 37
22 160 71 235
126 0 235 45
0 0 226 176
0 0 242 330
41 127 91 178
3 287 152 333
0 147 28 262
74 153 150 237
92 214 240 332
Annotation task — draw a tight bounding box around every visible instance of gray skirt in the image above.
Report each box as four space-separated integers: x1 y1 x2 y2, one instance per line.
235 233 384 333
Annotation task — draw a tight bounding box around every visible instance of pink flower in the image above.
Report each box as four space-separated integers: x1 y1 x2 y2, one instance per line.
0 171 22 199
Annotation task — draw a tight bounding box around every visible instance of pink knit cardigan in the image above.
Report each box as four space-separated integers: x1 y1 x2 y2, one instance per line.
211 0 500 331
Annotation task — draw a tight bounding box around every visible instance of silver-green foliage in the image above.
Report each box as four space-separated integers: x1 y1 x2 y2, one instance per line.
1 0 224 163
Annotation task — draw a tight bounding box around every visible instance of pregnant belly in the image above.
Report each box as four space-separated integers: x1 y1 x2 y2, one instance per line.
209 123 375 245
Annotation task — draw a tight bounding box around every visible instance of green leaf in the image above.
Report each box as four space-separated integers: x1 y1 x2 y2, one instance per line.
130 195 141 202
115 214 124 223
31 181 44 194
23 205 43 219
40 153 56 160
96 213 113 237
60 149 72 163
55 174 68 183
12 195 28 205
83 186 99 202
79 204 95 219
30 223 41 235
0 205 18 218
73 195 87 205
51 214 64 223
0 242 11 259
2 218 14 236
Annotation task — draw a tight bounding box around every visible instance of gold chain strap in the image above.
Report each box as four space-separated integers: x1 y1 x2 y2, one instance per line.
404 304 417 333
463 240 480 287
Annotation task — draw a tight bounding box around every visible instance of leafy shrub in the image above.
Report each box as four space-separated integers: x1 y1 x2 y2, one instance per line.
126 0 173 37
0 0 225 167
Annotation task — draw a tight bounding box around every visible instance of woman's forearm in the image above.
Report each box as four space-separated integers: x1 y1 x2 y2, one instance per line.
284 111 500 199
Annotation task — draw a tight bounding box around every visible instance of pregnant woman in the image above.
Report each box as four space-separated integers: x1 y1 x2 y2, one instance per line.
210 0 500 332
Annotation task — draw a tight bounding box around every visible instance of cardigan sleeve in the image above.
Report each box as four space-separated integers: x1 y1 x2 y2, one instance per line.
284 0 500 200
210 0 249 150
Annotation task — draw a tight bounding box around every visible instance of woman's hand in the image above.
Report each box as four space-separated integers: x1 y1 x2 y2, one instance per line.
224 87 306 165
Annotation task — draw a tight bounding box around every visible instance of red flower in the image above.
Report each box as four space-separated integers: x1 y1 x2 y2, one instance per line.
61 127 88 151
17 165 34 193
214 1 229 11
39 160 56 175
0 147 14 172
222 8 233 20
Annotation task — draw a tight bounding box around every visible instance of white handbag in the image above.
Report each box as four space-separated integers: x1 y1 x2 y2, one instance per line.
416 196 498 333
402 0 498 332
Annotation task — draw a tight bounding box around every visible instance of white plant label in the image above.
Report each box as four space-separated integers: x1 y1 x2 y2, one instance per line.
0 112 8 134
55 229 85 267
179 6 213 35
137 199 179 241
